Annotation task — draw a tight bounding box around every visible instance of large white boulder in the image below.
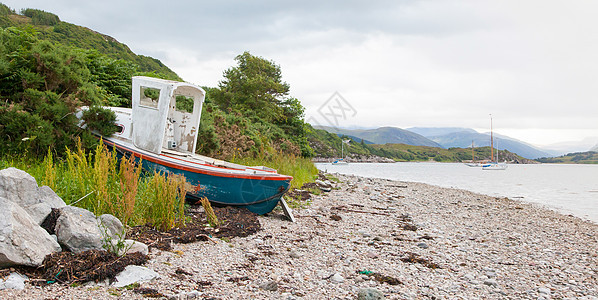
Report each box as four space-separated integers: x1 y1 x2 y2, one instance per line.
0 168 66 225
0 197 62 267
98 214 124 239
0 168 39 207
55 206 104 252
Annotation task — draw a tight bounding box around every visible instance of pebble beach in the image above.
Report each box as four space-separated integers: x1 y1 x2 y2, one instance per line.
2 173 597 299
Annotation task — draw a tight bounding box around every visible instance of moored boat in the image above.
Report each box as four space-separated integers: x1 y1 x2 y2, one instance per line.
482 115 507 171
78 76 293 214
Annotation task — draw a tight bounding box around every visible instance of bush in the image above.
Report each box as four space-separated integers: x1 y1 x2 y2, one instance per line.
21 8 60 26
82 106 119 136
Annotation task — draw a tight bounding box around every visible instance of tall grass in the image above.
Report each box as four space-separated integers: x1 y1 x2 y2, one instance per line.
138 171 187 231
1 143 188 231
231 150 318 189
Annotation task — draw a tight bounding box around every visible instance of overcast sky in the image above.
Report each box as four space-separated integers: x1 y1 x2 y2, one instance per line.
5 0 598 147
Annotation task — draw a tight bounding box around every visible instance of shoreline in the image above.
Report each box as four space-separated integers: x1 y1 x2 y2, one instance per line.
2 173 597 299
316 162 598 225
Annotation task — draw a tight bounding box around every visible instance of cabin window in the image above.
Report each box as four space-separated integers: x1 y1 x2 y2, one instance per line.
115 124 124 134
139 86 161 109
175 94 194 113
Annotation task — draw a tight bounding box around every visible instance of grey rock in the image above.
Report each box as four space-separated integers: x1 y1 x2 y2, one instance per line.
358 230 371 237
98 214 124 239
463 273 475 281
0 197 61 267
329 273 344 283
320 186 332 192
416 242 429 249
483 279 498 287
0 272 27 290
357 288 385 300
538 287 551 294
25 187 66 225
112 239 149 256
25 202 54 225
0 168 66 225
186 290 201 298
36 186 66 208
259 280 278 291
112 265 159 288
289 250 301 258
0 168 39 207
55 206 104 252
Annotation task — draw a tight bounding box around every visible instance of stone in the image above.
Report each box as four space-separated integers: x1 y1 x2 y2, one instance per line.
113 239 149 256
36 186 67 208
463 273 475 281
186 290 201 298
0 168 66 225
485 271 497 278
0 272 27 290
358 230 371 237
289 250 301 258
320 186 332 192
483 279 498 287
25 202 54 226
416 242 429 249
0 168 39 207
259 280 278 291
329 273 344 283
112 265 159 288
98 214 124 239
0 197 61 267
357 288 385 300
538 287 550 295
55 206 104 252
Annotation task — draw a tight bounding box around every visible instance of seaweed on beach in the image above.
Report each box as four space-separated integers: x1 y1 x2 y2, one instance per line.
133 287 166 298
128 205 261 251
400 252 441 269
39 250 148 285
357 270 402 285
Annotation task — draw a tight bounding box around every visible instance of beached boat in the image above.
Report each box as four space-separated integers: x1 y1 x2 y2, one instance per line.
78 76 293 214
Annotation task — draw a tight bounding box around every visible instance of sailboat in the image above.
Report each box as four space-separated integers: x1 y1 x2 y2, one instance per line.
465 140 483 167
482 115 508 170
332 139 350 164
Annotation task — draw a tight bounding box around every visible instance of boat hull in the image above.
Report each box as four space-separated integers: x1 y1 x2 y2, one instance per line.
482 163 508 170
104 139 292 215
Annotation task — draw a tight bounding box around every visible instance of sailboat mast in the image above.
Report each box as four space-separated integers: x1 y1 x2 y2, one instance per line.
471 140 475 162
490 115 494 162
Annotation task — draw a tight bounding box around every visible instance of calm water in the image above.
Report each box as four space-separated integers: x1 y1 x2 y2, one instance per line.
316 162 598 224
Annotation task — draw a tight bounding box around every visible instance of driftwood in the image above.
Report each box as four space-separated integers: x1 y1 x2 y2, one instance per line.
331 206 391 216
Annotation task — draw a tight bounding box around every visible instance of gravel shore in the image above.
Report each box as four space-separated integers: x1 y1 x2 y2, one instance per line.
2 173 597 299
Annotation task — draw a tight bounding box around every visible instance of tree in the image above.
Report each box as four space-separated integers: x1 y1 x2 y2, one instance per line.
212 51 290 123
208 52 313 157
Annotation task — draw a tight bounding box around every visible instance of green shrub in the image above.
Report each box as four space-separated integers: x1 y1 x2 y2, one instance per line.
21 8 60 26
82 106 118 136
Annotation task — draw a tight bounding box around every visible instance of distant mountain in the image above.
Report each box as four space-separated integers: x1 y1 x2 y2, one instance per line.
542 137 598 155
406 127 477 138
425 130 552 159
314 126 441 147
591 143 598 152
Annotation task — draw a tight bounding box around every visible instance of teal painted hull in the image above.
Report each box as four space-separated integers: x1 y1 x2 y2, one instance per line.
105 140 292 215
